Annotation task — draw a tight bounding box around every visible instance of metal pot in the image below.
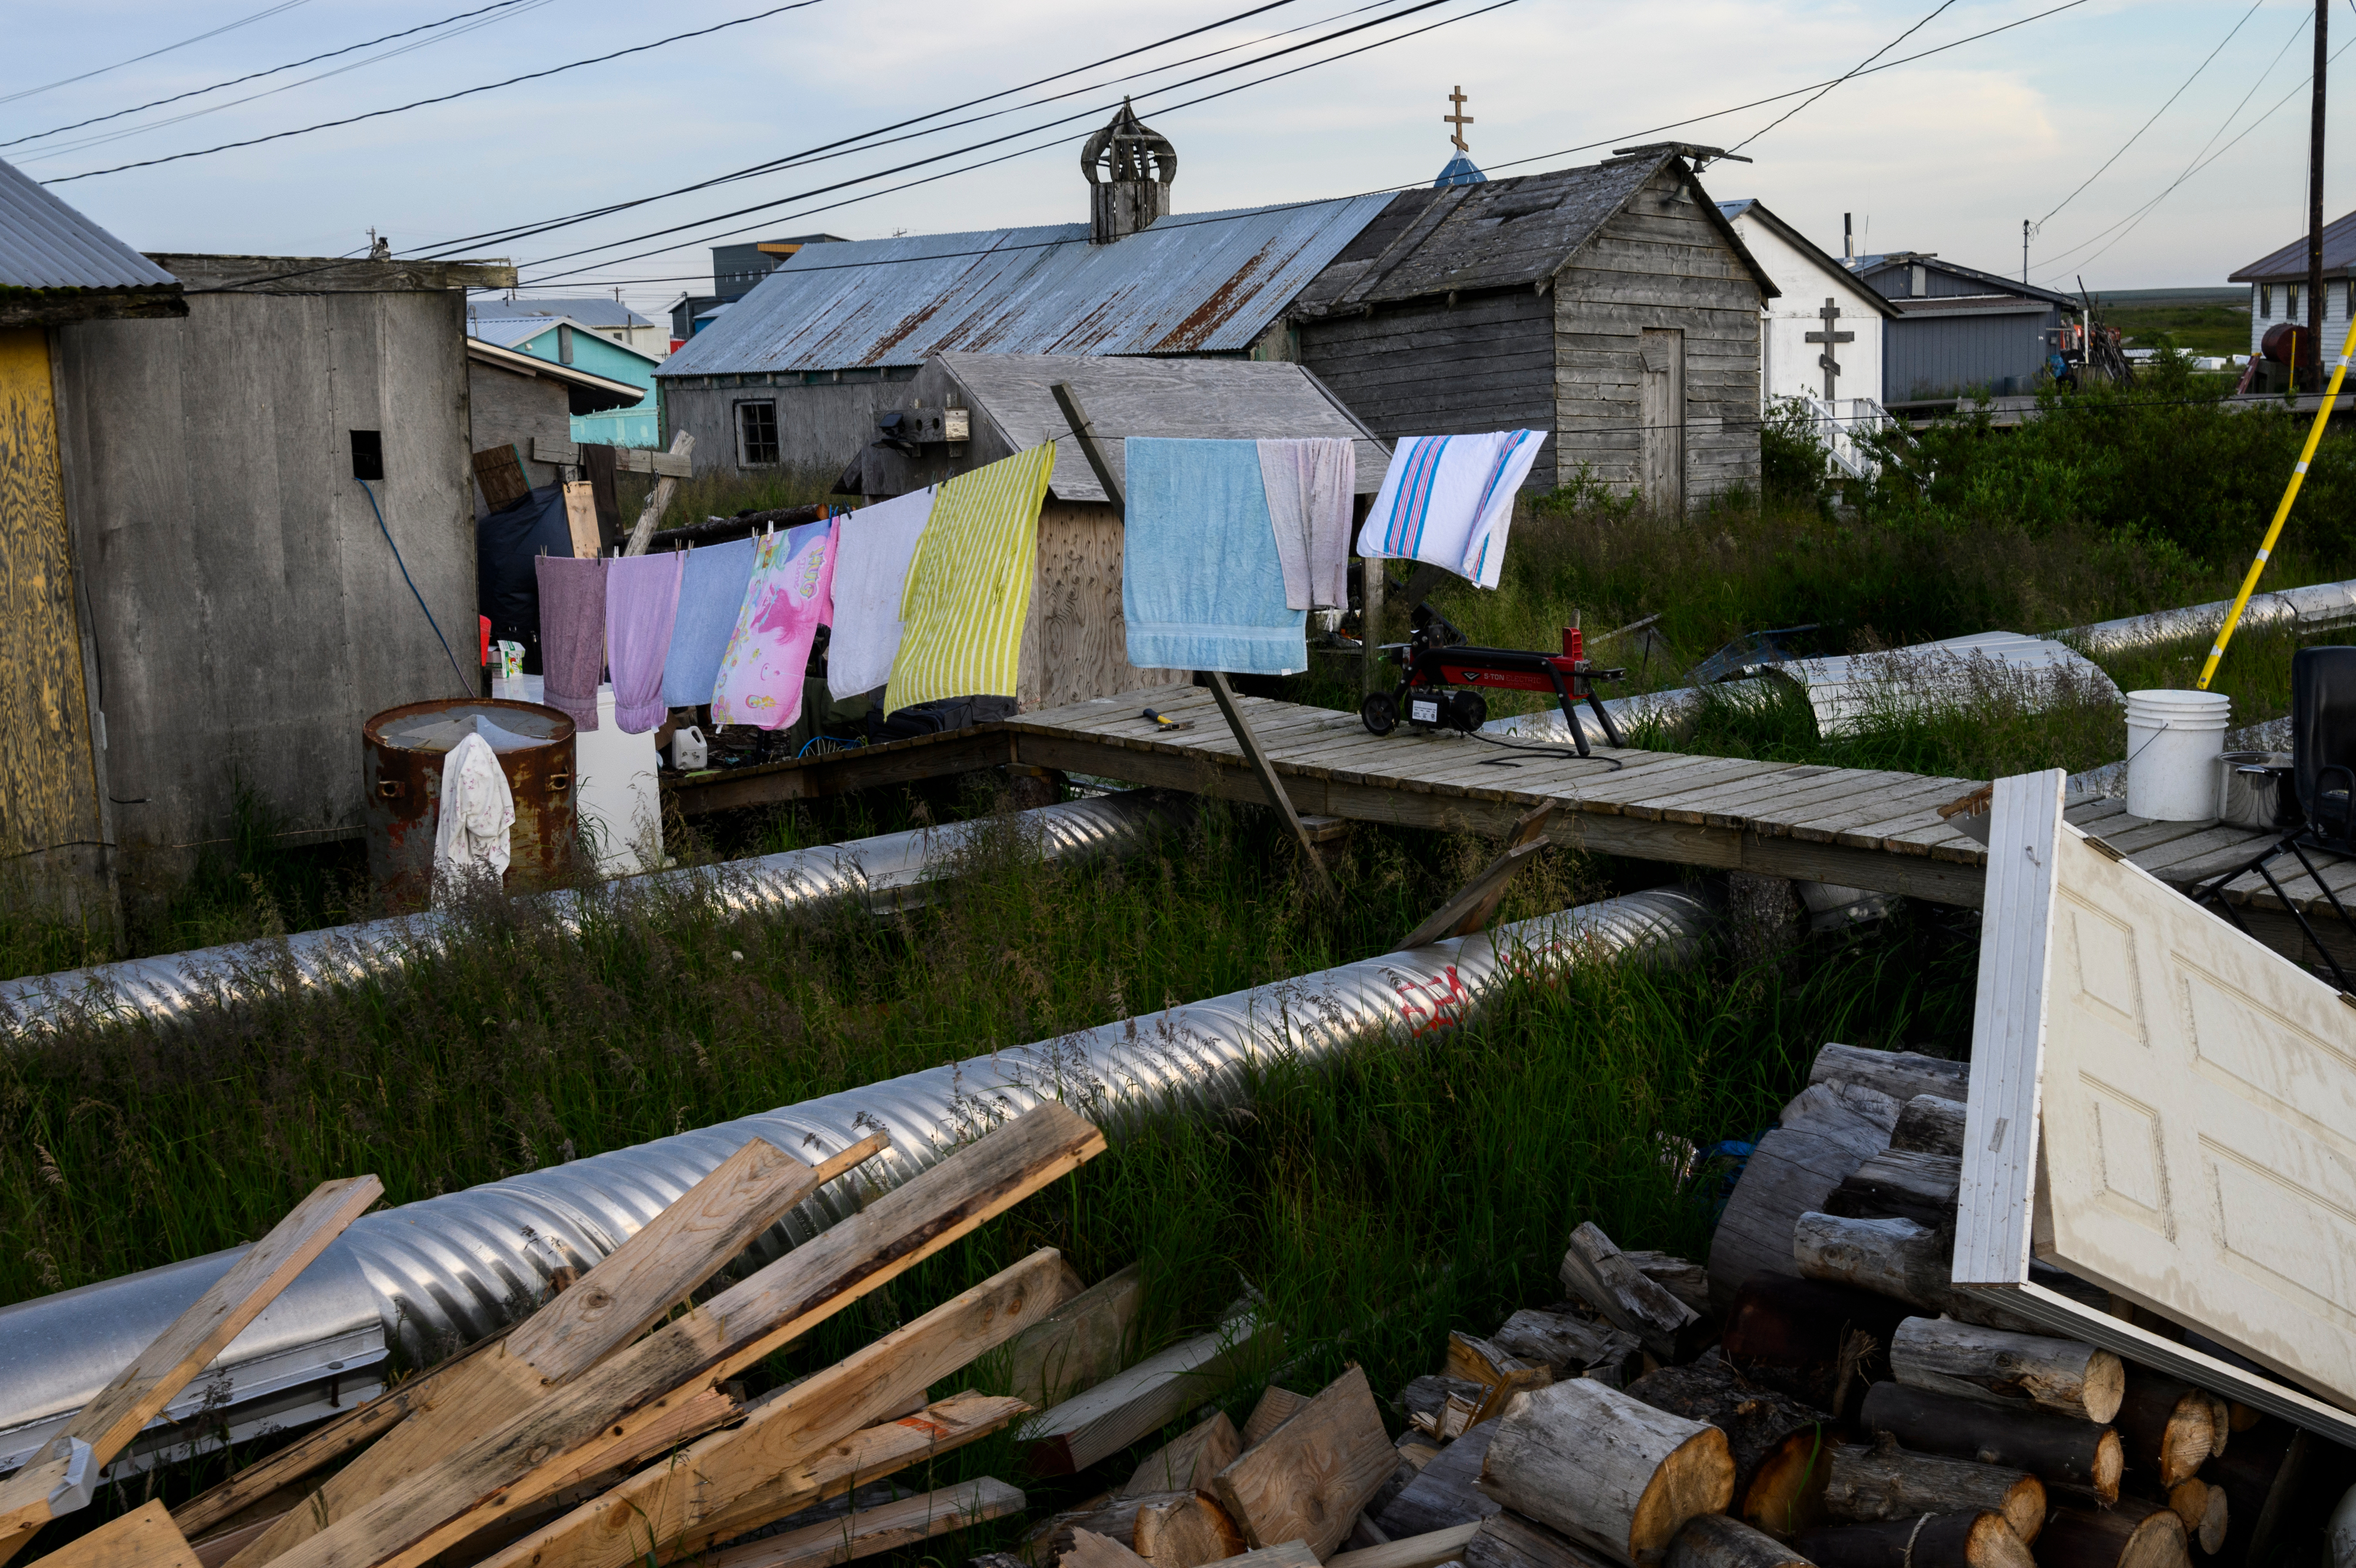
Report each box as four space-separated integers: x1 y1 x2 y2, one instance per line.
2218 749 2297 831
363 699 577 903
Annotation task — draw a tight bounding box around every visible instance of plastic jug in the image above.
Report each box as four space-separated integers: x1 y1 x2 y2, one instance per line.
668 725 708 770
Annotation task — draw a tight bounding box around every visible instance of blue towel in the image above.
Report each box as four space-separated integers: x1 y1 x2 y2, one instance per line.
1123 438 1306 676
662 537 759 708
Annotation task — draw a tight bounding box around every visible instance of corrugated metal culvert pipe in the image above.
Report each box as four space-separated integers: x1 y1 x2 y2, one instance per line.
0 880 1720 1475
0 790 1191 1038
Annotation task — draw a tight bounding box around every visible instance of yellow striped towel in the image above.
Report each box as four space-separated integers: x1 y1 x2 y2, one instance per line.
883 442 1055 713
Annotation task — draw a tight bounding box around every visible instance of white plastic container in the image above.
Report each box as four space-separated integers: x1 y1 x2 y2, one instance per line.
2125 689 2232 822
574 684 663 875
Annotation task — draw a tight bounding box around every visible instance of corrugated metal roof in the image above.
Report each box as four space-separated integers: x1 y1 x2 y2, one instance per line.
0 154 176 294
659 193 1395 378
2229 208 2356 281
470 296 652 329
1887 293 2053 317
468 317 554 349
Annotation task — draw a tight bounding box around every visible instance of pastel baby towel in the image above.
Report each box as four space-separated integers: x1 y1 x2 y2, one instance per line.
1123 437 1306 676
825 485 936 700
884 445 1054 714
534 554 608 730
604 551 683 733
662 536 759 709
1256 437 1355 611
711 519 839 730
1356 429 1547 590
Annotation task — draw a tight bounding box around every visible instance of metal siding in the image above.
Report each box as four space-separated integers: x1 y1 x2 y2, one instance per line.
0 156 178 293
659 194 1395 378
1886 305 2058 398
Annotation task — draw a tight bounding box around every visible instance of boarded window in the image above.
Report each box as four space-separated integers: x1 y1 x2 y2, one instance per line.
557 323 575 364
736 400 780 466
2261 285 2272 317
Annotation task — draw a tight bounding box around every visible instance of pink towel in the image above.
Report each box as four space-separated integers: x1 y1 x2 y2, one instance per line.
605 552 683 733
712 519 838 731
535 555 607 731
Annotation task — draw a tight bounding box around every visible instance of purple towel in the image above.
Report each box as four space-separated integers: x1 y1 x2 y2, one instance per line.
606 552 683 733
535 555 608 731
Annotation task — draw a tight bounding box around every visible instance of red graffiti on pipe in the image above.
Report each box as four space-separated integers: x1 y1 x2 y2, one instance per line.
1392 966 1472 1037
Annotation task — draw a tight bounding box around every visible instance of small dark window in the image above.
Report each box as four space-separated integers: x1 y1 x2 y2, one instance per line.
736 400 779 467
2261 285 2272 317
2288 284 2302 320
557 323 575 365
350 429 384 481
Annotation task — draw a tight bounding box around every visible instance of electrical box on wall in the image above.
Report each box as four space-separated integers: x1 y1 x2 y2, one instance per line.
350 430 385 481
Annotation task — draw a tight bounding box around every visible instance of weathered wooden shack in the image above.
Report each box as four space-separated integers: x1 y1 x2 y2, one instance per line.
847 350 1387 710
1290 147 1777 512
4 207 512 916
465 335 647 510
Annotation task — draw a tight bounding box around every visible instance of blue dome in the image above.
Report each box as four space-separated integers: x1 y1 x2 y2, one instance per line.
1434 151 1487 188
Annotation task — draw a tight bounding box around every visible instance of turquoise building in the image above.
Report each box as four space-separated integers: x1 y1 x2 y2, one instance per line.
468 316 664 446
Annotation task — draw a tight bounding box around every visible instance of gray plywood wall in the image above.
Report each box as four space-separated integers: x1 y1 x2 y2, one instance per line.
52 285 475 894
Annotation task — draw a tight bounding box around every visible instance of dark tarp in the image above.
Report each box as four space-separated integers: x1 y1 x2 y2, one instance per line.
476 484 573 674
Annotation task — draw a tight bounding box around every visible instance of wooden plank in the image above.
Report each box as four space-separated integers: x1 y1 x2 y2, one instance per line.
530 438 692 478
561 481 601 560
1211 1367 1397 1559
1395 805 1555 950
1553 755 1765 812
2064 798 2132 827
703 1477 1026 1568
2096 816 2226 857
1616 760 1791 821
473 445 531 512
1727 770 1931 833
2131 823 2270 875
1024 1313 1282 1477
1650 765 1841 824
268 1104 1105 1568
623 431 696 556
1815 781 1986 849
1209 672 1336 895
1327 1522 1484 1568
1120 1411 1244 1497
670 728 1013 816
1008 1262 1142 1410
1239 1388 1311 1449
1776 776 1965 840
154 255 514 292
0 1175 381 1563
31 1500 201 1568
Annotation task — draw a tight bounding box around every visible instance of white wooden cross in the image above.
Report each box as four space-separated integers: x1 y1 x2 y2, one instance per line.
1444 87 1473 153
1804 296 1853 400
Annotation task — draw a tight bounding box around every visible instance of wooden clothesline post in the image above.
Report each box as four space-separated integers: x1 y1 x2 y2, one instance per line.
1049 381 1337 896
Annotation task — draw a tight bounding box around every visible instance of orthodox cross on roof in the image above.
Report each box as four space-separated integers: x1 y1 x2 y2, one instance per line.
1445 86 1473 153
1804 296 1854 400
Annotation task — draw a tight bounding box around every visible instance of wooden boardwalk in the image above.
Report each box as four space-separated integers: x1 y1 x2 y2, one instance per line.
667 684 2332 961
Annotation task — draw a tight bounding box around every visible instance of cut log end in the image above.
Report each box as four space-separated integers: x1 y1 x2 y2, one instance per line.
2038 1504 2190 1568
1794 1510 2033 1568
1630 1429 1738 1561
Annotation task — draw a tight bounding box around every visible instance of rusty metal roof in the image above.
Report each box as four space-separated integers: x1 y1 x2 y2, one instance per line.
658 193 1395 377
0 154 177 296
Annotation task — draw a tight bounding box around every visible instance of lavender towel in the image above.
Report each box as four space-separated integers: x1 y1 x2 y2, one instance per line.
605 552 683 733
662 537 759 709
535 555 608 730
1256 438 1355 611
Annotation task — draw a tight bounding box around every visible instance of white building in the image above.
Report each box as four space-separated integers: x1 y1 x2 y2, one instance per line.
1716 199 1896 411
2230 209 2356 358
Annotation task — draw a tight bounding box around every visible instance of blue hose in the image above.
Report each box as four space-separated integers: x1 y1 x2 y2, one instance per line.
358 478 473 695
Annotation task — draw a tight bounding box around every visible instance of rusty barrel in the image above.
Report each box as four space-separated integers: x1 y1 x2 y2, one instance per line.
363 699 577 902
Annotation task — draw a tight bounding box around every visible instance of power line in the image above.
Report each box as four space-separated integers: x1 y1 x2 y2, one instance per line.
44 0 832 184
1 0 539 153
1732 0 1958 153
0 0 315 108
2035 0 2267 227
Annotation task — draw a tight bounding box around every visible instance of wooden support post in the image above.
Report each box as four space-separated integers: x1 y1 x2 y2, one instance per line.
1207 671 1336 897
623 430 696 556
1362 557 1387 697
1050 382 1124 509
1394 803 1555 950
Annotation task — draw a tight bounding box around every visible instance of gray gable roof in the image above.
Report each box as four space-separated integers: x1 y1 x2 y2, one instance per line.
2231 209 2356 282
1295 153 1777 316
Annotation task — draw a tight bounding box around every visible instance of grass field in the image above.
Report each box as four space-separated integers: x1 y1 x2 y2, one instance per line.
2105 300 2252 358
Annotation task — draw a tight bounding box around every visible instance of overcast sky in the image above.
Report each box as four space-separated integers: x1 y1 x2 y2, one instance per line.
7 0 2347 320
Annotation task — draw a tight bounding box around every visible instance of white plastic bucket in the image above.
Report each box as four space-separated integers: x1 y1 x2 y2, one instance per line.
2125 689 2232 821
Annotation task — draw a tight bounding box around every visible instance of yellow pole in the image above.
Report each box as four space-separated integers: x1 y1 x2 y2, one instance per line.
2199 315 2356 689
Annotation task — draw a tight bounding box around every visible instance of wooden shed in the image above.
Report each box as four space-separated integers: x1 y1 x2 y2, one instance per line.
1290 146 1777 512
841 351 1388 712
465 336 647 511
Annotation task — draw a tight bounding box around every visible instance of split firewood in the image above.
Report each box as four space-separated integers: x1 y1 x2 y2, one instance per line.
1820 1434 2046 1543
1120 1411 1242 1497
1626 1357 1834 1538
1490 1309 1644 1385
1458 1510 1618 1568
1064 1527 1155 1568
1859 1381 2120 1502
231 1137 885 1568
1475 1378 1734 1565
704 1477 1025 1568
2163 1480 2226 1556
2034 1498 2190 1568
1619 1253 1710 1316
1559 1223 1701 1362
1375 1423 1502 1539
29 1500 203 1568
1213 1365 1397 1559
1790 1213 2040 1335
2111 1371 2218 1489
1822 1149 1962 1228
1890 1315 2125 1423
2203 1395 2232 1458
1807 1043 1968 1104
1888 1094 1968 1157
1244 1387 1313 1447
1404 1377 1487 1440
1719 1274 1907 1421
1447 1332 1555 1421
277 1103 1105 1568
0 1176 383 1566
1011 1262 1143 1410
1038 1491 1236 1565
1792 1512 2033 1568
1028 1312 1280 1475
1663 1515 1809 1568
1706 1081 1901 1303
1397 1432 1444 1471
1328 1523 1484 1568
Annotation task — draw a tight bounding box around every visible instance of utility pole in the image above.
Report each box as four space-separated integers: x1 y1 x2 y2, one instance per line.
2309 0 2328 392
2023 219 2031 285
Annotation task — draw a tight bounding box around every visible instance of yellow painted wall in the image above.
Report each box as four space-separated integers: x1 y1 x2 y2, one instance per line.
0 326 102 871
